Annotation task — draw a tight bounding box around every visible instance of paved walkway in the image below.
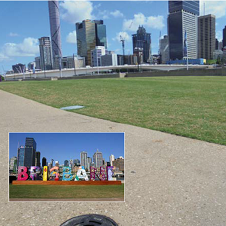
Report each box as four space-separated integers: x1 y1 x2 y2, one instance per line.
1 90 226 226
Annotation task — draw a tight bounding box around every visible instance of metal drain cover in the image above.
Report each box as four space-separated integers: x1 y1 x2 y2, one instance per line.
60 214 118 226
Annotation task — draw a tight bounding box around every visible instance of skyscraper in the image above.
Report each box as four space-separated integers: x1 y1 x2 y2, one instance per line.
76 20 107 65
93 150 103 168
109 154 115 167
24 137 36 167
168 0 199 60
159 35 170 64
42 157 47 167
198 14 216 60
48 0 62 69
132 26 151 63
223 26 226 48
87 157 92 170
17 146 25 168
39 37 53 70
35 151 41 167
80 151 88 169
64 160 69 167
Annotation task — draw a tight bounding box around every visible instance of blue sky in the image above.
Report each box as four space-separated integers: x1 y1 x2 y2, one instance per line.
9 133 124 165
0 1 226 73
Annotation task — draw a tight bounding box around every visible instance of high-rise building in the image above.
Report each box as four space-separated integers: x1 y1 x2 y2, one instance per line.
73 159 80 166
80 151 88 169
132 26 151 63
76 20 107 65
93 150 103 168
159 35 170 64
223 26 226 48
109 154 115 167
35 57 41 69
9 156 17 172
87 157 92 170
91 46 106 67
17 146 25 168
101 52 118 66
112 158 124 172
39 37 53 70
168 0 199 60
35 151 41 167
24 137 36 167
42 157 47 167
48 0 62 69
216 39 219 50
198 14 215 60
64 160 69 167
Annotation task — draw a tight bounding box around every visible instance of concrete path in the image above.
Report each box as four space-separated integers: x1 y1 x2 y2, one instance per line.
0 90 226 226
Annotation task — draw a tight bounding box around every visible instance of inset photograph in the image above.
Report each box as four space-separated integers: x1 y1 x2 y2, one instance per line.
9 132 124 201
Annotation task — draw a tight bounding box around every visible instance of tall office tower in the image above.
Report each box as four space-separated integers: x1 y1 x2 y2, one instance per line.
80 151 88 169
64 160 69 167
132 26 151 63
24 137 36 167
168 0 199 60
42 157 47 167
35 151 41 167
73 159 80 166
87 157 92 170
198 14 215 60
17 146 25 168
39 37 53 70
215 39 219 50
76 20 107 65
93 150 103 168
109 154 115 167
223 26 226 48
48 0 62 69
159 35 170 64
69 159 73 168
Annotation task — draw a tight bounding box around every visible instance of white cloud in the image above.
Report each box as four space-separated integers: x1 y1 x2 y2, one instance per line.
98 10 109 20
0 37 39 60
123 13 164 31
60 0 94 24
66 31 77 44
201 1 226 18
113 31 130 42
110 10 124 18
9 32 19 37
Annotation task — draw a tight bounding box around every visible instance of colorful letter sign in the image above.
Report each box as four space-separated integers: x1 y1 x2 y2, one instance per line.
107 166 114 181
18 166 29 181
100 166 107 181
43 166 48 181
90 166 96 181
30 166 41 180
62 167 73 181
76 166 88 181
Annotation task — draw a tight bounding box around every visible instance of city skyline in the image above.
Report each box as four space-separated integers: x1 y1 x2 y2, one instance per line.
9 133 124 166
1 1 226 72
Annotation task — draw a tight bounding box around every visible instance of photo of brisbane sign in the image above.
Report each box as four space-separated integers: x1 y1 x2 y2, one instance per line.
12 165 121 185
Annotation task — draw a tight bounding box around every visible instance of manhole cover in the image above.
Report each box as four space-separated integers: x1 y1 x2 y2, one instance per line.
60 214 118 226
60 105 84 110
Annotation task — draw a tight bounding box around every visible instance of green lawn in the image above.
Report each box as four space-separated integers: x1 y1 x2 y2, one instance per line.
1 76 226 145
9 184 124 199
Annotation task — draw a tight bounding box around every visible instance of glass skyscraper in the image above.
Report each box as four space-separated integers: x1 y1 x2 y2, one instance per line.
76 20 107 65
17 146 25 167
24 137 36 167
132 26 151 63
93 150 103 168
168 0 199 60
39 37 53 70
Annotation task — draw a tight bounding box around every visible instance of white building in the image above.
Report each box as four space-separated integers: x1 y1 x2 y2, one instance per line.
109 154 115 166
80 151 88 170
159 35 169 64
61 55 85 69
9 156 17 171
91 46 106 67
93 150 103 168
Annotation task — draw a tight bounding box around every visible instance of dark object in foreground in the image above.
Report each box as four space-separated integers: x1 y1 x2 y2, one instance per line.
60 214 118 226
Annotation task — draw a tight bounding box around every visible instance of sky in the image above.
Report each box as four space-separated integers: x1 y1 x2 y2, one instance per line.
1 0 226 73
9 133 124 165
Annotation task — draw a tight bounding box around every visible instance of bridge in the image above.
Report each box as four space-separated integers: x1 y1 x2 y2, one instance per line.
5 64 209 81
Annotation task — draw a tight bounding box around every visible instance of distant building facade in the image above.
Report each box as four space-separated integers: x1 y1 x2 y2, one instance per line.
101 53 118 66
91 46 106 67
24 137 36 167
109 154 115 167
159 35 169 64
198 14 215 60
39 37 53 70
76 20 107 65
132 26 151 63
93 150 103 168
42 157 47 167
113 158 124 172
12 64 26 73
80 151 88 169
168 0 199 60
61 56 85 69
35 151 40 167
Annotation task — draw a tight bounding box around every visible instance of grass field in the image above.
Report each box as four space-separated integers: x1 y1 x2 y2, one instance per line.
9 184 124 199
0 76 225 145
